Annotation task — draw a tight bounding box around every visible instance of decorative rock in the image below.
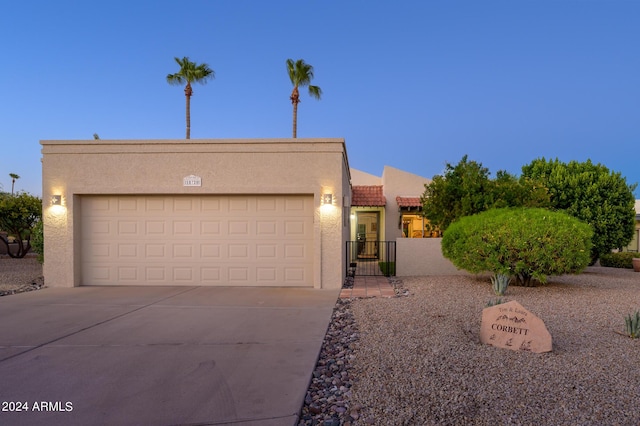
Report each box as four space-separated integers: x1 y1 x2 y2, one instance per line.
480 300 552 353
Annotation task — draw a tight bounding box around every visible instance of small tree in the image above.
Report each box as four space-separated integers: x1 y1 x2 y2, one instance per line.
0 192 42 258
442 207 592 286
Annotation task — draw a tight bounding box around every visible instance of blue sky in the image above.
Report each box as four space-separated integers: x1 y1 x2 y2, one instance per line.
2 1 639 197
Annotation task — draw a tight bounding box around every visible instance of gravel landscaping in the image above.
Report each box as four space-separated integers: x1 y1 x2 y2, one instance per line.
300 267 640 425
0 257 44 296
3 259 639 424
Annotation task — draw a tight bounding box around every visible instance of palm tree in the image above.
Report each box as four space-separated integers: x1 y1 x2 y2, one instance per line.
167 57 215 139
9 173 19 195
286 59 322 138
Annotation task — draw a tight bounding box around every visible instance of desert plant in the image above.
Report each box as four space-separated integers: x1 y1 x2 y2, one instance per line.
491 273 510 296
599 252 640 269
624 311 640 338
486 298 504 307
442 207 593 286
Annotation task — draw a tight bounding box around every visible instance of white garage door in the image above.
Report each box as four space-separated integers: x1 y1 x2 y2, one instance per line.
80 195 314 286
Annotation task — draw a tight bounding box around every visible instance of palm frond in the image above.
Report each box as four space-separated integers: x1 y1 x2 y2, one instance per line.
308 85 322 100
166 73 185 85
167 56 215 85
286 58 320 92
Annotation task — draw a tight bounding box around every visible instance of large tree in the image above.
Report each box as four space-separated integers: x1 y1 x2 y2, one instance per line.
521 158 637 262
421 155 550 231
167 57 215 139
286 58 322 138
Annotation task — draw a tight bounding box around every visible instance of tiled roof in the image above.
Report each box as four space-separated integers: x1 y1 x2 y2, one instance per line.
352 186 386 206
396 196 422 208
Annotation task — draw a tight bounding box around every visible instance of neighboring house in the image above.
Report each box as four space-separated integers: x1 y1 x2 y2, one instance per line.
41 138 350 289
350 166 431 243
623 200 640 252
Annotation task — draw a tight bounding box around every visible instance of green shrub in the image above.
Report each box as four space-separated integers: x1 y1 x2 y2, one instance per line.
442 207 593 286
599 252 640 269
31 220 43 264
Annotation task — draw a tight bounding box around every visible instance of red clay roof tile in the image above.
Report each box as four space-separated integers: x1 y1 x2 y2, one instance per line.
396 196 422 208
352 186 386 206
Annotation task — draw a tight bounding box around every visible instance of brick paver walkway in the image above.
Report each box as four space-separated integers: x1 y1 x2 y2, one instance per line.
339 275 396 299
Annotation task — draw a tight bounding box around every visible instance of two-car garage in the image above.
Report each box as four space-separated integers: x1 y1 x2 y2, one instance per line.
41 138 350 289
80 194 314 287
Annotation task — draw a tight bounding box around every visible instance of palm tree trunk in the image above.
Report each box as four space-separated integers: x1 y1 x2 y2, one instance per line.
290 86 300 138
185 83 192 139
292 102 298 138
185 94 191 139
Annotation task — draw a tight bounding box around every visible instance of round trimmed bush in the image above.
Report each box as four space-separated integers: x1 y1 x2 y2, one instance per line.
442 207 593 286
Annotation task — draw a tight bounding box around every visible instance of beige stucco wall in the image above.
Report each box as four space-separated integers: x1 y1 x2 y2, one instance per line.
381 166 430 240
395 238 467 276
41 138 350 289
350 169 381 186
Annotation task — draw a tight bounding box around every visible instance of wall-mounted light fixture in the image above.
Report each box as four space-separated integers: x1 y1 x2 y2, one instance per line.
51 195 62 206
322 194 333 205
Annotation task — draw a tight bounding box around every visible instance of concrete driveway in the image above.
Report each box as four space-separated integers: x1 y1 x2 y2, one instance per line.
0 286 339 425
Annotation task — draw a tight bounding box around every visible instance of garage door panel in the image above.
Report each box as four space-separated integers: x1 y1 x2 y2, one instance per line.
117 243 138 257
172 221 194 236
146 267 166 281
200 221 221 235
81 195 314 286
201 267 222 283
200 243 221 258
117 197 138 211
257 197 277 211
145 221 165 234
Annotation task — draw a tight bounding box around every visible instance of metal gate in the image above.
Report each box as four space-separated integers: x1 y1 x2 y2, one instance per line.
346 241 396 277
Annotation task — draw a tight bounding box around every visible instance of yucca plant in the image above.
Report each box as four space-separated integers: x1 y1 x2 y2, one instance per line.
491 273 510 296
624 311 640 338
486 298 504 307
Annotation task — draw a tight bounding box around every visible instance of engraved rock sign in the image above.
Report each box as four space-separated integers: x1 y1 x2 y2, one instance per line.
480 300 552 353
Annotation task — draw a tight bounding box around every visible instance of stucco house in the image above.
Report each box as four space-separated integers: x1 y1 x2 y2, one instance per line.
349 165 431 243
348 166 464 277
41 138 350 290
